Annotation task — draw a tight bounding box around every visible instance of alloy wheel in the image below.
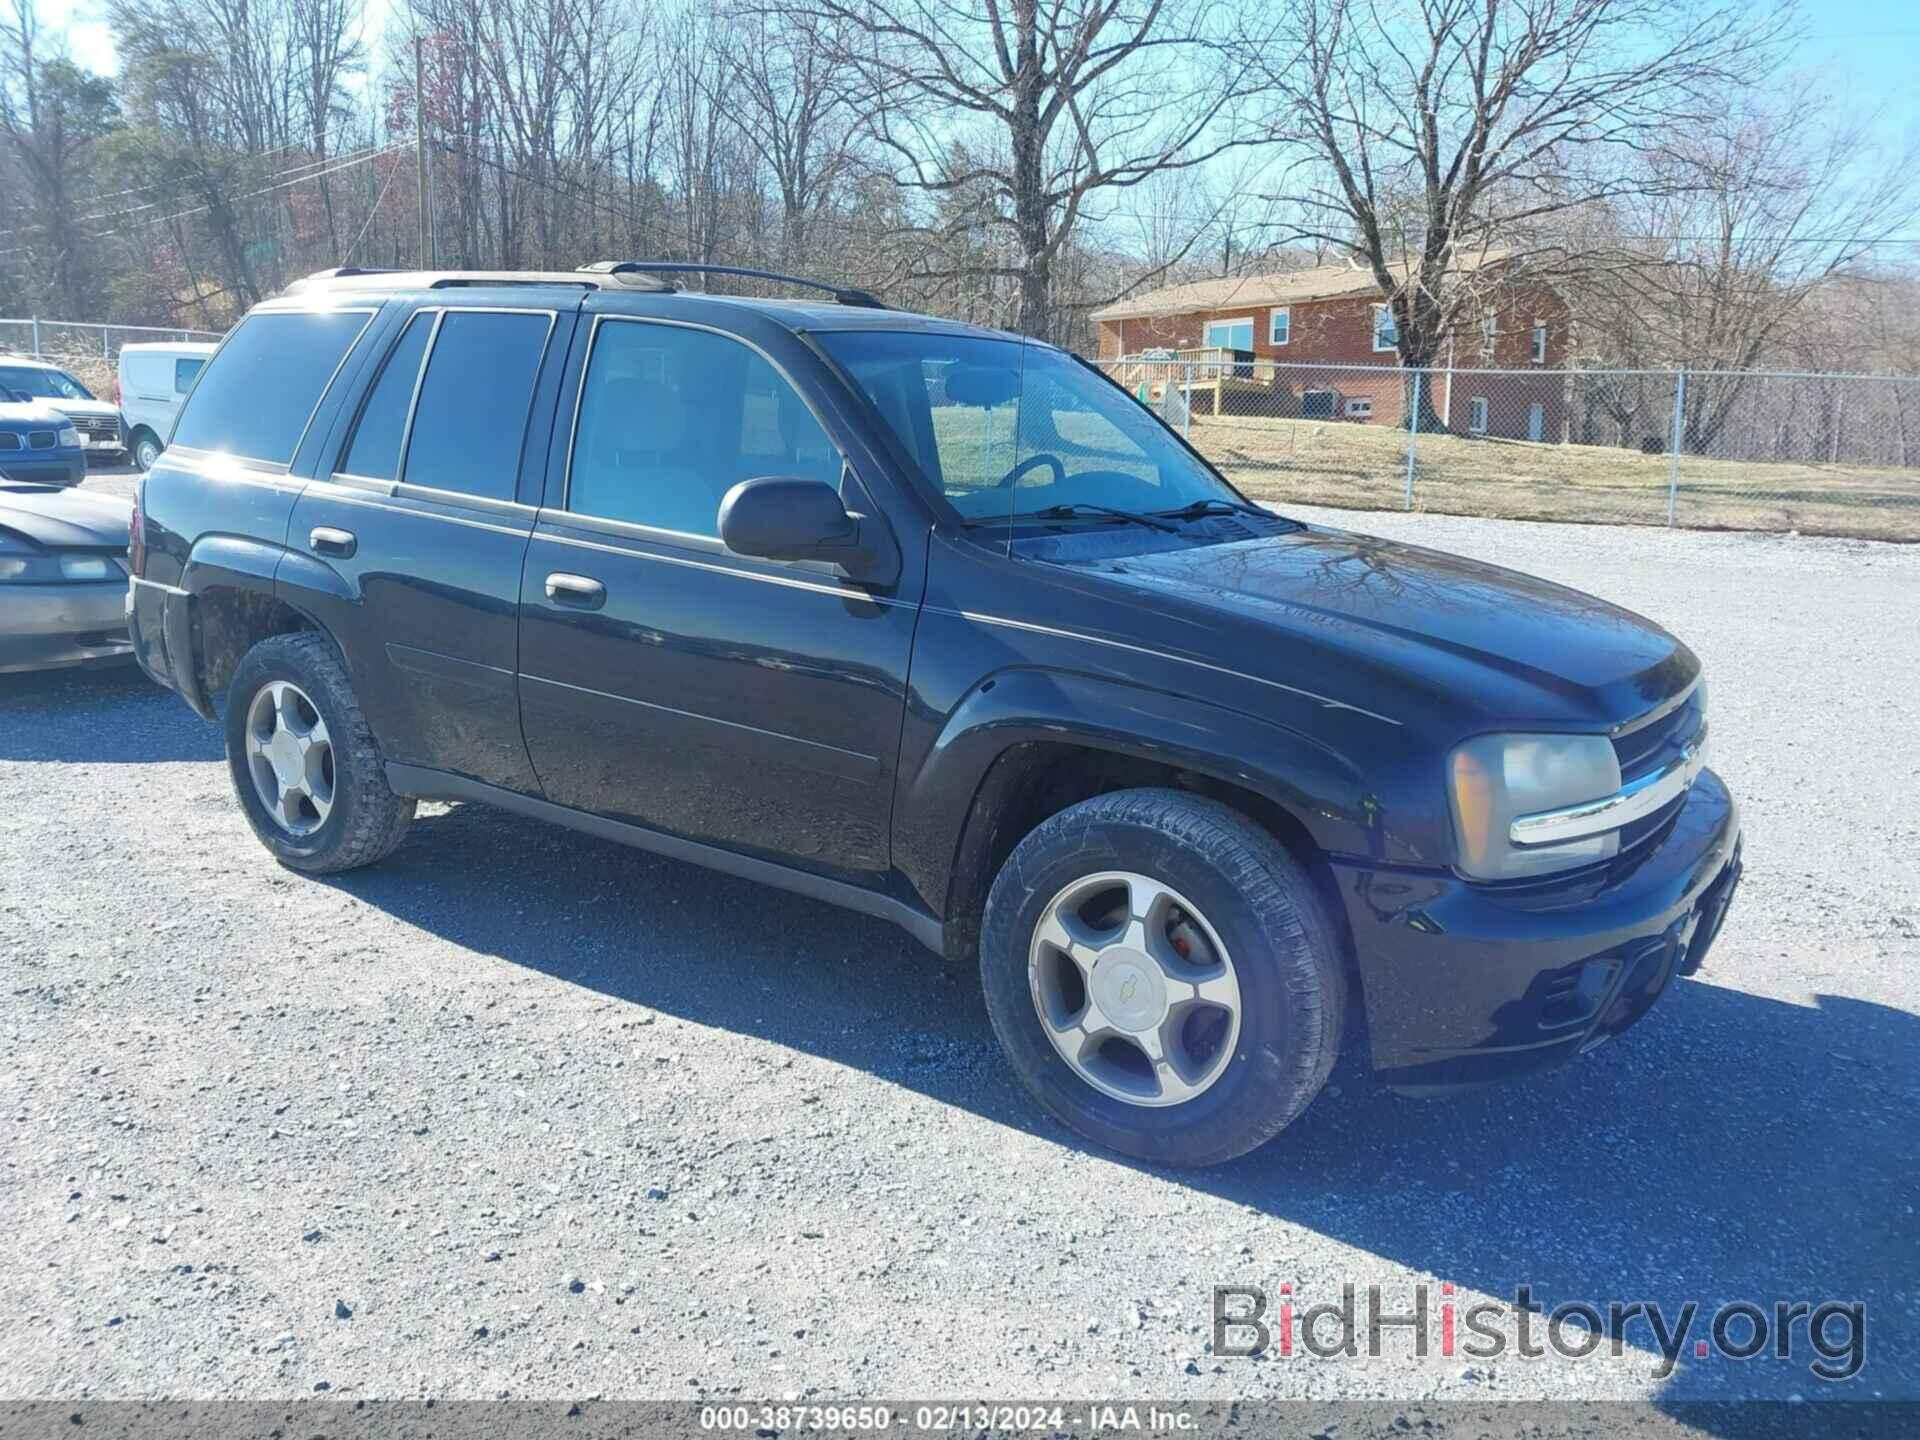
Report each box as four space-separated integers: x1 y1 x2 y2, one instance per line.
1028 870 1242 1107
243 680 335 836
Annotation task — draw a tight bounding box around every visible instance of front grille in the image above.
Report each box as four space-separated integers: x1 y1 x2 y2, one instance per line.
72 416 118 441
1613 684 1704 780
0 433 19 451
1606 683 1706 856
27 430 55 450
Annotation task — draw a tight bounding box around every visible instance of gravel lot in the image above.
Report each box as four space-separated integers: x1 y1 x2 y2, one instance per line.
3 477 1916 1409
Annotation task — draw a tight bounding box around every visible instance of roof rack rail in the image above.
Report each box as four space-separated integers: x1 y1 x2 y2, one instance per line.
281 266 673 296
579 261 889 310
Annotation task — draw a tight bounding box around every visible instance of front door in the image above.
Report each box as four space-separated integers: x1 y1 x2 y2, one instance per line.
515 314 919 884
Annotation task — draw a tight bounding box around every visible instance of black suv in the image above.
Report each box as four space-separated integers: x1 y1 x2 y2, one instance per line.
128 263 1742 1165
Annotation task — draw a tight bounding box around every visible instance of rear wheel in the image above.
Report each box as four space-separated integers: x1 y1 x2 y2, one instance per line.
979 788 1345 1166
224 632 414 873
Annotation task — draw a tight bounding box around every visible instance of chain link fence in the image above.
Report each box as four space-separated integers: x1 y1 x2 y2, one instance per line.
1107 352 1920 542
0 317 225 398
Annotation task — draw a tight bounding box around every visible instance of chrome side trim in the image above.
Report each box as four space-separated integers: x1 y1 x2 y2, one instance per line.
295 486 531 538
936 607 1401 725
1511 731 1709 847
534 528 909 607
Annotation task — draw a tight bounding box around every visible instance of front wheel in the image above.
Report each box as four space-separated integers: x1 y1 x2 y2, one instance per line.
224 631 415 873
979 789 1346 1166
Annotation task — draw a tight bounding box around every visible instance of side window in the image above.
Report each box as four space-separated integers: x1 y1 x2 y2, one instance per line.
567 321 841 539
400 310 553 501
174 357 205 393
340 313 434 480
171 310 372 464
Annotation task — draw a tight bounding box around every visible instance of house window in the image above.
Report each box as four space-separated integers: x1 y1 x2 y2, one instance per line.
1531 321 1548 364
1203 317 1254 353
1269 307 1290 346
1372 304 1397 352
1302 389 1336 418
1480 315 1497 358
1344 397 1373 418
1468 397 1489 434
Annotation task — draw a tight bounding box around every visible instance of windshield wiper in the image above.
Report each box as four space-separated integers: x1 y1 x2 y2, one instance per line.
989 503 1181 534
1151 498 1277 522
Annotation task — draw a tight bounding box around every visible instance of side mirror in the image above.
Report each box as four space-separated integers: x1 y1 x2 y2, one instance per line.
718 476 900 588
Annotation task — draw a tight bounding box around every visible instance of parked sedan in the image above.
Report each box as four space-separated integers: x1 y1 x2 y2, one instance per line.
0 479 134 673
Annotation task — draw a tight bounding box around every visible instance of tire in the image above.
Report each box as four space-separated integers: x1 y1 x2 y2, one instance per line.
224 631 415 873
979 788 1345 1166
131 429 162 471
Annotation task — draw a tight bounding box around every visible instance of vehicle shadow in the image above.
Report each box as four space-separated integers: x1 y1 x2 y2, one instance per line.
323 800 1918 1405
0 664 225 763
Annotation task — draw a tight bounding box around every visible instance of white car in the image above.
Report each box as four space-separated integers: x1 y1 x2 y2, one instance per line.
0 355 126 464
117 341 217 471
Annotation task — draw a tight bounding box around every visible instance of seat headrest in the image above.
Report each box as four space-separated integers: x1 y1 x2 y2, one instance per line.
774 383 814 456
587 375 686 456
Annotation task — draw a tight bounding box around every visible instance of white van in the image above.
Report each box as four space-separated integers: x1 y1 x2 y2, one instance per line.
118 342 218 470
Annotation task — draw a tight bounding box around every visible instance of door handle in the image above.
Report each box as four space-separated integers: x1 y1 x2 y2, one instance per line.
544 572 606 609
310 526 356 558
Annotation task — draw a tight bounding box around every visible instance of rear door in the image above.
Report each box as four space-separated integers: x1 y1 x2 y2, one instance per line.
515 310 922 885
285 298 579 794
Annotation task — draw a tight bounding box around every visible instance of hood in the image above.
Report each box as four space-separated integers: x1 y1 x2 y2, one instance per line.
46 397 120 420
0 400 73 428
1095 525 1696 730
0 483 132 549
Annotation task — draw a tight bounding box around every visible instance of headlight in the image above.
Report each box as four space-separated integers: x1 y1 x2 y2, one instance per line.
0 547 123 584
57 424 82 448
1448 732 1622 880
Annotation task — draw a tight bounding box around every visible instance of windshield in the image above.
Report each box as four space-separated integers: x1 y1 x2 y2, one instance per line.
817 331 1242 527
0 365 93 401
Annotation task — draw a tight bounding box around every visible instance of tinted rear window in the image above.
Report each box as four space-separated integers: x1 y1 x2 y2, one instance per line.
400 311 552 501
340 313 434 480
172 311 371 463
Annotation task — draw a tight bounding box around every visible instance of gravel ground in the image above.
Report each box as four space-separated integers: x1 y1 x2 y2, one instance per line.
2 480 1916 1408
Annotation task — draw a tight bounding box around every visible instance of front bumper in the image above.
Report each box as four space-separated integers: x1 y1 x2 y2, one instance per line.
0 580 134 672
1333 768 1742 1093
0 452 86 487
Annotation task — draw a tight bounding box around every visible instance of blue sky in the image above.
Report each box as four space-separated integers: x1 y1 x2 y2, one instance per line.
33 0 1920 152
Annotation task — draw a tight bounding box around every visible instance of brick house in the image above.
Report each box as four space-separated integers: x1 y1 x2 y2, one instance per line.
1091 260 1571 440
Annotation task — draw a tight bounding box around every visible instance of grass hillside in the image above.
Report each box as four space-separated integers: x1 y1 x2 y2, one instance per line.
1194 414 1920 541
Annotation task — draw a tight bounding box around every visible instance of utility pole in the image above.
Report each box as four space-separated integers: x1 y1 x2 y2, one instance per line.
415 35 431 268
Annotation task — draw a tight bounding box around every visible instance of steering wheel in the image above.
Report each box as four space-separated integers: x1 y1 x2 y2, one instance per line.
993 452 1066 490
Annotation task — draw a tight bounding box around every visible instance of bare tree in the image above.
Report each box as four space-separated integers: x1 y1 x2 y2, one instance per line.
724 2 859 267
1232 0 1788 427
290 0 363 254
799 0 1240 342
1581 78 1920 449
0 0 119 315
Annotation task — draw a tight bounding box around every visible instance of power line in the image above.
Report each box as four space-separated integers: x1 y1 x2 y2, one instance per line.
83 144 411 239
0 142 399 240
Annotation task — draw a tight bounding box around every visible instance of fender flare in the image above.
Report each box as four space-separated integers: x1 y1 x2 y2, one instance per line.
893 666 1378 931
175 537 354 715
181 533 289 598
